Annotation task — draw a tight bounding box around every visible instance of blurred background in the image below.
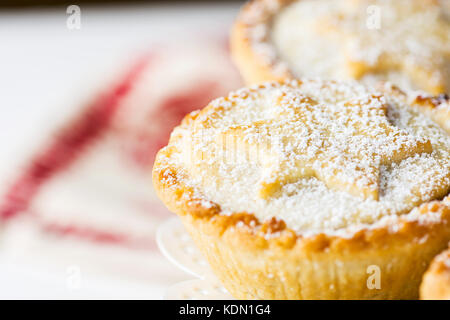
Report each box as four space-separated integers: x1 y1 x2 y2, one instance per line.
0 1 244 299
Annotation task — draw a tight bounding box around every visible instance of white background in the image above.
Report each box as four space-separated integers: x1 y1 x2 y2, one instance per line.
0 3 240 299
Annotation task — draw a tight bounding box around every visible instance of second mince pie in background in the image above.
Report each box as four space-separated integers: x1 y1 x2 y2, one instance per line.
153 79 450 299
231 0 450 94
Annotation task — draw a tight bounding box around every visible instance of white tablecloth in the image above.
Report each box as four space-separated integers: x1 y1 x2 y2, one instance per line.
0 3 242 299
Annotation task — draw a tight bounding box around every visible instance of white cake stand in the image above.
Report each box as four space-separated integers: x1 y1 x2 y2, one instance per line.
156 217 234 300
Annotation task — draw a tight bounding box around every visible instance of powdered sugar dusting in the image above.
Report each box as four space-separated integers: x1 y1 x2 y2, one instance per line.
271 0 346 79
165 80 450 235
268 0 450 92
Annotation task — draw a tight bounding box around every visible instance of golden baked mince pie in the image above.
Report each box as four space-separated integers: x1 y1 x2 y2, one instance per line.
153 79 450 299
231 0 450 94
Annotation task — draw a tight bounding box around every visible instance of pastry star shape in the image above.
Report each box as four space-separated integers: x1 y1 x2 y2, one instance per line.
325 0 450 94
221 90 432 200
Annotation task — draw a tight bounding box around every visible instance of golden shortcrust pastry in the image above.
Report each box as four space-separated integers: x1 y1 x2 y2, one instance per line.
421 244 450 300
153 79 450 299
231 0 450 94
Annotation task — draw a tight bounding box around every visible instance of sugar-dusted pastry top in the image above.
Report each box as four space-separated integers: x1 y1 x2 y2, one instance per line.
165 80 450 235
270 0 450 94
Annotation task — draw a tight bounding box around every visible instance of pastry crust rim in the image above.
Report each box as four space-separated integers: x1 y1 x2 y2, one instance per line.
153 140 450 255
230 0 295 85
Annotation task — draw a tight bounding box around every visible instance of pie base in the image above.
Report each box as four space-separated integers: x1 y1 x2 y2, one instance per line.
153 145 450 300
